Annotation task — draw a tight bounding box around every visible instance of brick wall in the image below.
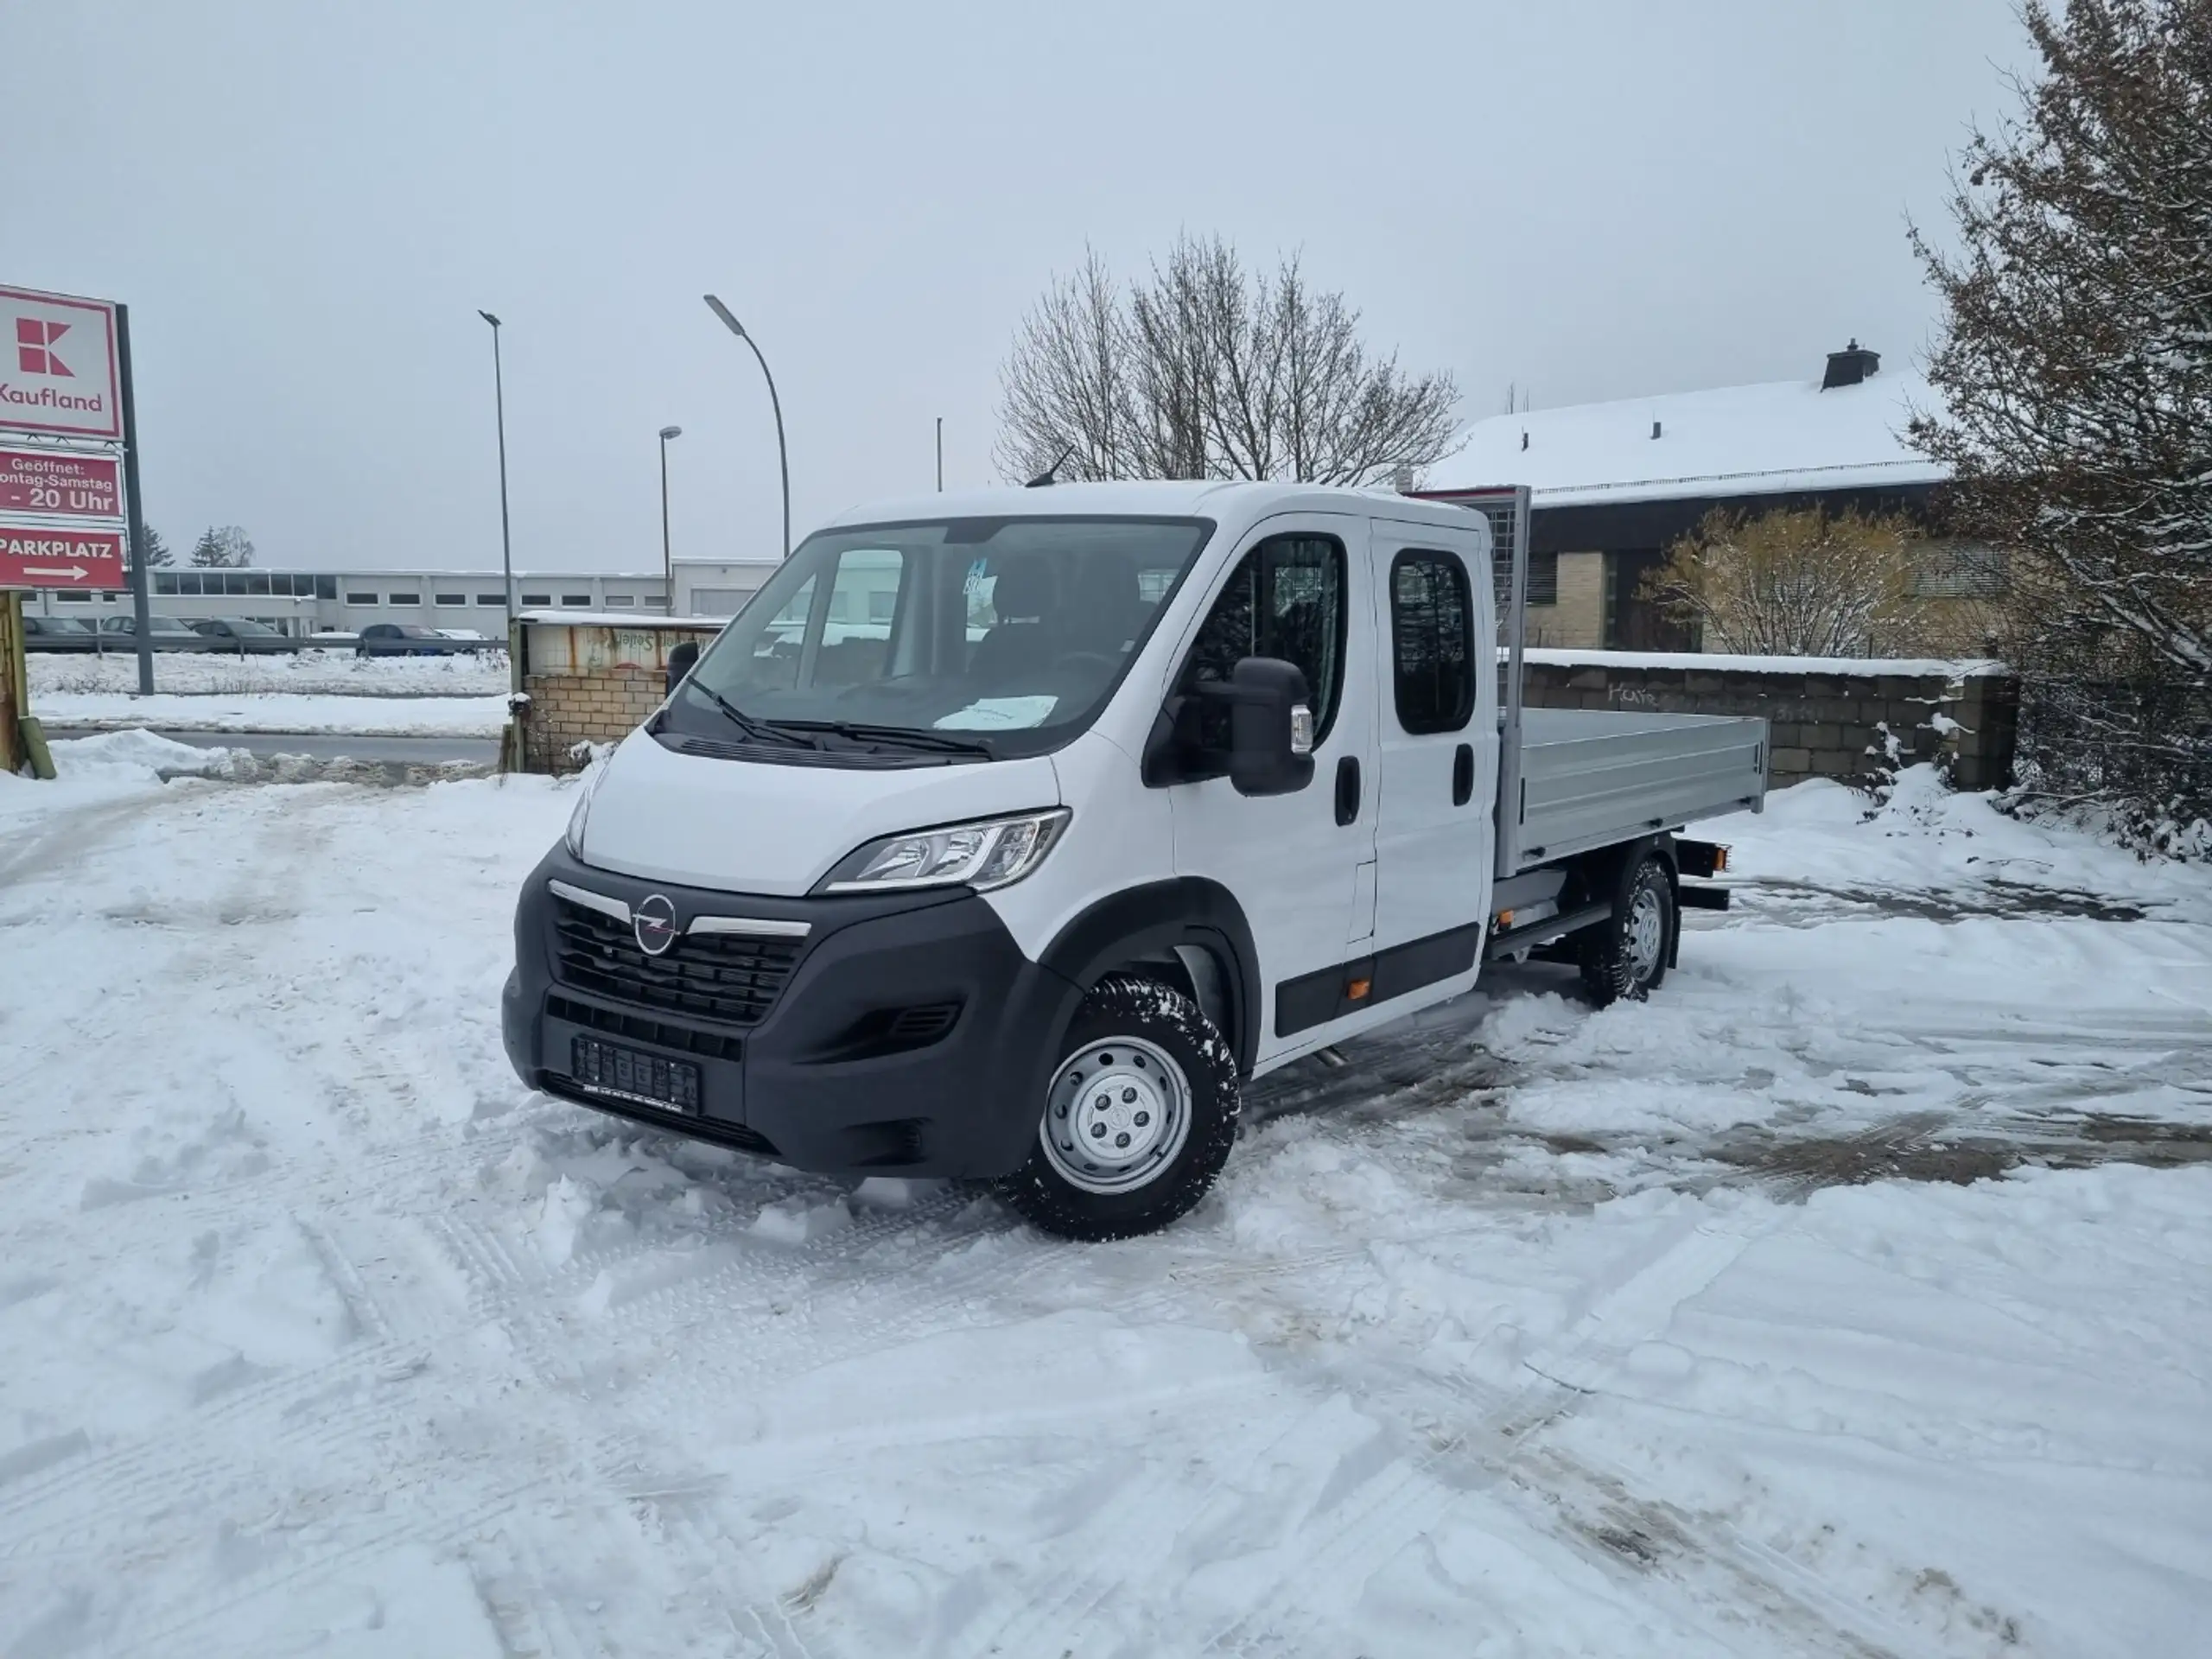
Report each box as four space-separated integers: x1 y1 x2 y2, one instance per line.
1522 652 2019 790
520 667 677 773
511 616 723 774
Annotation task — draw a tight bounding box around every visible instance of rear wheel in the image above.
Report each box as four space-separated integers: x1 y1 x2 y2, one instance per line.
999 974 1240 1241
1579 852 1674 1006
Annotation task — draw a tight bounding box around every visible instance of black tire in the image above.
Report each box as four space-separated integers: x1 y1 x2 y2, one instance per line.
1578 852 1675 1007
998 974 1241 1241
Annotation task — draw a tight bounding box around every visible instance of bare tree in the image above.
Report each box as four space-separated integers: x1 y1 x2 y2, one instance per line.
995 233 1459 488
993 248 1135 484
1910 0 2211 840
1643 507 1923 658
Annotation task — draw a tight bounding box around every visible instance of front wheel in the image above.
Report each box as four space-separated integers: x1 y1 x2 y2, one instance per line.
1579 852 1675 1006
998 975 1241 1241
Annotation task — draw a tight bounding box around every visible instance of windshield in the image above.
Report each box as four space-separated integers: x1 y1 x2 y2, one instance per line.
671 515 1213 759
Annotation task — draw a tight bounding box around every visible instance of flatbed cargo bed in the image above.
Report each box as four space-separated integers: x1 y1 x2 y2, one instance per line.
1508 707 1767 871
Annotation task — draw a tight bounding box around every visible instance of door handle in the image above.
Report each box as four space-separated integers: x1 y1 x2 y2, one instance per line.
1335 755 1360 826
1452 742 1474 806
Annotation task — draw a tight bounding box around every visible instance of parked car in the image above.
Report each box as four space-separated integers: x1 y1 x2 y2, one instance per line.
188 617 301 654
22 614 101 652
357 623 483 657
97 613 209 651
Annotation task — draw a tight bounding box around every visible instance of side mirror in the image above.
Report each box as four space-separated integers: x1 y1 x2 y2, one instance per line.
1227 656 1317 798
665 639 700 700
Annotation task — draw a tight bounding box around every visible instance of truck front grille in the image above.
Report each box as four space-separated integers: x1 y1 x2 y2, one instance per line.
550 897 804 1027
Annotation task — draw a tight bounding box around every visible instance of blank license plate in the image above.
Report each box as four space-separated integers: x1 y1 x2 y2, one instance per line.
571 1037 702 1115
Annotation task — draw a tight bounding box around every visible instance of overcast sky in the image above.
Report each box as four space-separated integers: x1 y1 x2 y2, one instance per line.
3 0 2026 574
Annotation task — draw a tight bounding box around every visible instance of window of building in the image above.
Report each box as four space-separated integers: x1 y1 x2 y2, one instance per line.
867 589 896 623
315 575 338 601
521 592 551 607
690 588 746 614
346 591 378 606
1389 550 1476 734
57 590 92 602
154 573 179 594
434 593 467 607
1525 550 1559 607
1178 533 1348 758
477 594 504 607
1913 544 2010 599
389 592 421 606
604 594 636 607
560 594 591 607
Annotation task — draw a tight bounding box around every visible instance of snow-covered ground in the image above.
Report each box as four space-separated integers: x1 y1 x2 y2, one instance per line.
2 745 2208 1657
28 651 511 737
30 648 509 698
30 690 510 738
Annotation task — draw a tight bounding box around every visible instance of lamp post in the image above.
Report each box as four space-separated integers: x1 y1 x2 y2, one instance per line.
477 310 515 633
702 294 791 560
658 424 683 607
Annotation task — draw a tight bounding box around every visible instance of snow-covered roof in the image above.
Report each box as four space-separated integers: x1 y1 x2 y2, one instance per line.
518 609 728 629
1426 371 1948 507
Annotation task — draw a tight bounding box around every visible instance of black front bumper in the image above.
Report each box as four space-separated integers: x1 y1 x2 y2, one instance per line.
502 844 1084 1179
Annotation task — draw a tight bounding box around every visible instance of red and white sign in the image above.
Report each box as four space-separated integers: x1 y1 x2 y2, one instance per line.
0 285 122 442
0 446 121 519
0 524 126 588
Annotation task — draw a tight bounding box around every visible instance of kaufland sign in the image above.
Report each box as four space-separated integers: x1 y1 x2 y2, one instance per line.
0 285 122 442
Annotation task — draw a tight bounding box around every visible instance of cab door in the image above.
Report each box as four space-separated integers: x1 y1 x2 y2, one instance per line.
1159 514 1381 1066
1363 523 1495 1007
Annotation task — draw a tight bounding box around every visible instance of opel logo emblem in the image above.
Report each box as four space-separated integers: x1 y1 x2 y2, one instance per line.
633 893 679 957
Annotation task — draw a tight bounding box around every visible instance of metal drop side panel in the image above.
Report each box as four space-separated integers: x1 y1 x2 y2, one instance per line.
1512 707 1768 868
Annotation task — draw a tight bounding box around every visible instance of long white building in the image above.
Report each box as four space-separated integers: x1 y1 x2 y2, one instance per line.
23 556 789 634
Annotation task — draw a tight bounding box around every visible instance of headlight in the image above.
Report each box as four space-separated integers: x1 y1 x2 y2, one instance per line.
563 766 607 860
818 808 1071 893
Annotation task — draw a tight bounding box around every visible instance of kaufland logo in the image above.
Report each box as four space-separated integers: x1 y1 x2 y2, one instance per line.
16 318 73 377
1 318 105 416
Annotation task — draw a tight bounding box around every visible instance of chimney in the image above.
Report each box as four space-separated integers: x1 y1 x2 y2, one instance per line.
1822 339 1880 390
1650 419 1662 440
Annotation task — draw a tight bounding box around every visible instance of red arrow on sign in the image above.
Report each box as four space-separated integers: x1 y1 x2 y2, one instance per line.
0 524 125 589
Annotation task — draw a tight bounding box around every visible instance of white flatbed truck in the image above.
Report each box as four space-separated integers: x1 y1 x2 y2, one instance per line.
504 480 1765 1237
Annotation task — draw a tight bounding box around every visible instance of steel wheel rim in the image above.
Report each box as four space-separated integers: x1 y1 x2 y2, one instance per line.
1039 1035 1192 1195
1624 882 1665 983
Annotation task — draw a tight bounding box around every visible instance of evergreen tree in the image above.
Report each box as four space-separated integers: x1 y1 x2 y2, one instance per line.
134 526 173 568
1910 0 2211 843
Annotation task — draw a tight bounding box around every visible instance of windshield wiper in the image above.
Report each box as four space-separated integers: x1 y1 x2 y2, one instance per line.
771 719 995 758
684 683 823 749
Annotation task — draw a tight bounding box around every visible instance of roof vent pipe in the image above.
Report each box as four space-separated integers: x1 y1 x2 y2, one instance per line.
1651 420 1662 440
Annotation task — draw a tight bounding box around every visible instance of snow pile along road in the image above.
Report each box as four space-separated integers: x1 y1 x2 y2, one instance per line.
0 758 2207 1656
31 647 509 697
29 690 511 737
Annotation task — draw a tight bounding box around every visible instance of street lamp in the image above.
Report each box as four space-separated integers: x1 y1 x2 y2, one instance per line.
702 294 791 560
658 424 683 607
477 309 515 634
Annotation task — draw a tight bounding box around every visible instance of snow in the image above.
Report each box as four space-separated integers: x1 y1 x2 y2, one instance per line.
1 759 2209 1656
1427 370 1950 505
29 646 509 697
518 608 727 629
1523 645 2006 678
32 691 510 737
